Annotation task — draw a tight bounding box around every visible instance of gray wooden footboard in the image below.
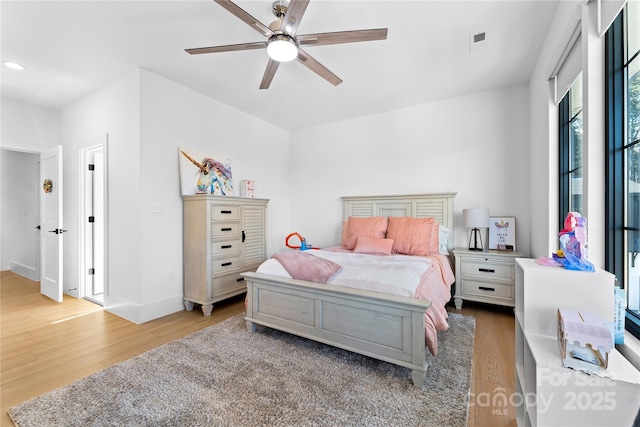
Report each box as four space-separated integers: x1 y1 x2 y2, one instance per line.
242 271 432 387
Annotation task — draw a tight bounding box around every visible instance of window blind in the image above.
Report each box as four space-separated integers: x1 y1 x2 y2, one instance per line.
546 4 582 105
598 0 627 36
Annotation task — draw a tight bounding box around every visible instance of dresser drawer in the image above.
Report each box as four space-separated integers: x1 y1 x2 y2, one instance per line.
461 260 514 281
211 222 240 238
211 205 240 220
461 279 513 300
212 239 241 256
211 255 241 275
211 273 247 296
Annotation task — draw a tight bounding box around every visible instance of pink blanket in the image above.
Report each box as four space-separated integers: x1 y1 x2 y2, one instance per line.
414 253 456 356
272 251 343 283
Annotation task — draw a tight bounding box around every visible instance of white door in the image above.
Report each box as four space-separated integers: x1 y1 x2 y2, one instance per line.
40 145 63 302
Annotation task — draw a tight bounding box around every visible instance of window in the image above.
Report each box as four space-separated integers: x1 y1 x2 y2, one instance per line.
605 1 640 338
559 74 583 229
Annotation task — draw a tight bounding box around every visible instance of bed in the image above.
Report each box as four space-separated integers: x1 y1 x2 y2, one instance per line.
242 193 456 387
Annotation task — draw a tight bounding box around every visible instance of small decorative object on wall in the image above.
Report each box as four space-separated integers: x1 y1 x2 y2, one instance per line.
178 147 233 196
489 216 516 251
43 179 53 193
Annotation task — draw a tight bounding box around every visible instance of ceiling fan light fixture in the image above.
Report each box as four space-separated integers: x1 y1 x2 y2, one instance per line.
267 34 298 62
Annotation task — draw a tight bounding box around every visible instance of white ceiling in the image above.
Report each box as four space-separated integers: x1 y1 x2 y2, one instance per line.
0 1 559 131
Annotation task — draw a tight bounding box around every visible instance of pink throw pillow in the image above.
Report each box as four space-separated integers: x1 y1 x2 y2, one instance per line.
343 216 388 250
354 236 394 255
387 216 435 256
341 220 349 247
430 221 440 254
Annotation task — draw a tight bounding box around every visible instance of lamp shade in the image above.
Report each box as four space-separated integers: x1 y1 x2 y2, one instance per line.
463 208 489 228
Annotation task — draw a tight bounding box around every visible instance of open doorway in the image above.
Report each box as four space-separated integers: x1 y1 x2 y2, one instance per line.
0 149 40 280
80 140 107 306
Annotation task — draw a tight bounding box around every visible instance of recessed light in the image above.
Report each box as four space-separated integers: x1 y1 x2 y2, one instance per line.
3 61 26 71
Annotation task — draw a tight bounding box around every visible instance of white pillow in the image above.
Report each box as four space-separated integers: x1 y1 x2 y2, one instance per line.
438 225 450 255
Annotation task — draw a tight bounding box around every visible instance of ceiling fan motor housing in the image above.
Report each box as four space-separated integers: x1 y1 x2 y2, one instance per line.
272 0 289 18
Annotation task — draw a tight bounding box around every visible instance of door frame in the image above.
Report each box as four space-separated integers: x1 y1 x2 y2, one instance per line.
79 136 109 303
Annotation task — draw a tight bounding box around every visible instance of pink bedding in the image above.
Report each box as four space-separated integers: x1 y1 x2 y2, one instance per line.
257 248 455 357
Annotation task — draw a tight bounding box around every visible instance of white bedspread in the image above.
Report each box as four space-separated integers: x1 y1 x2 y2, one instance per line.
256 248 455 356
259 250 431 297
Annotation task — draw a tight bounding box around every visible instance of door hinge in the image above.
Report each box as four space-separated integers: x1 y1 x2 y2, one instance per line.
88 216 95 223
88 164 95 171
89 268 95 275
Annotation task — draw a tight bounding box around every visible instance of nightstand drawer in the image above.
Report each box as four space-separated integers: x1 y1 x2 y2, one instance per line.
461 279 513 300
461 260 514 281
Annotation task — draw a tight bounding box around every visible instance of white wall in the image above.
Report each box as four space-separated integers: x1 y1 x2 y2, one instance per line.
61 69 143 317
289 84 531 254
1 97 61 147
137 69 290 321
60 68 290 323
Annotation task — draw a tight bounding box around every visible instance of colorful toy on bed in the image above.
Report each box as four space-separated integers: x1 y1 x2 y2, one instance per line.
285 232 316 250
552 212 595 272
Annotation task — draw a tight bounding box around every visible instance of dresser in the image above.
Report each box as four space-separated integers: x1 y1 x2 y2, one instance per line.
183 195 268 316
452 248 523 309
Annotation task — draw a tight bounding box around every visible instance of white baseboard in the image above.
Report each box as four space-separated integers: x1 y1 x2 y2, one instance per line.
9 261 39 281
104 294 184 324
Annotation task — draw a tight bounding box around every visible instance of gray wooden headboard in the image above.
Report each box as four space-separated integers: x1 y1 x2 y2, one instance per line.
341 193 456 250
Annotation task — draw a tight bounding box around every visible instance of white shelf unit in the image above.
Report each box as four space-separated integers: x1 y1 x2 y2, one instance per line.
515 258 640 427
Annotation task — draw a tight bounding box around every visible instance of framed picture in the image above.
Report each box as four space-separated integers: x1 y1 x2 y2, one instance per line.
489 216 516 251
178 147 233 196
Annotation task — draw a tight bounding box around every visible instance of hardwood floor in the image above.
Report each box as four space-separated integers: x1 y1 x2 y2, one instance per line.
0 270 516 427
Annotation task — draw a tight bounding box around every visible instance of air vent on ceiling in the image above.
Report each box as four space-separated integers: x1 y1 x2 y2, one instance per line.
469 31 487 52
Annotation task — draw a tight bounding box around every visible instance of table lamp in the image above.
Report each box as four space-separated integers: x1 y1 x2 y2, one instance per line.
463 208 489 251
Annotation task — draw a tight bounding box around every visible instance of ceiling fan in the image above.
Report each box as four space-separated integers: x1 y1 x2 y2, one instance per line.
185 0 388 89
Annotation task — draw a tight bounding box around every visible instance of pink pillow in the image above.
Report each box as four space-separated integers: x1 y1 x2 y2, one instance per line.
341 220 349 247
354 236 394 255
430 221 440 254
387 216 435 256
343 216 388 250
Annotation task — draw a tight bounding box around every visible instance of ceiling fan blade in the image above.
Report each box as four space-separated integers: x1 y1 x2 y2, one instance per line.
214 0 273 38
296 48 342 86
186 41 267 55
298 28 388 47
280 0 309 36
259 59 280 89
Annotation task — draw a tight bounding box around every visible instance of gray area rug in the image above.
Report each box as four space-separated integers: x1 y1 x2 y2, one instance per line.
9 312 475 427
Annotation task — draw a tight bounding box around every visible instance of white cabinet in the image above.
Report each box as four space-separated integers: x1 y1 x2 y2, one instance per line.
515 258 640 426
452 248 523 309
183 195 268 316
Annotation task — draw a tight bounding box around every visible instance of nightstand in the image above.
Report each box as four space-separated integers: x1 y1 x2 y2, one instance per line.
452 248 524 309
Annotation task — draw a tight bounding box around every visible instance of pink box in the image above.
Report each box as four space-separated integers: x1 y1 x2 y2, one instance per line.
557 308 612 376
